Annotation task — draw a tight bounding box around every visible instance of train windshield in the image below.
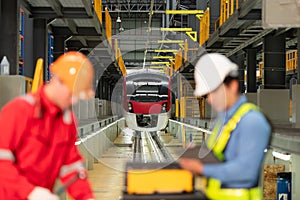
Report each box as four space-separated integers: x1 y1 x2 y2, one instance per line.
126 82 168 102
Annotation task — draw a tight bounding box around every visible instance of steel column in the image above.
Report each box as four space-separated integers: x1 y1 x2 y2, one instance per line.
24 15 34 78
263 33 286 89
0 0 19 75
230 52 246 93
53 36 65 61
209 0 220 34
246 49 257 93
33 19 48 81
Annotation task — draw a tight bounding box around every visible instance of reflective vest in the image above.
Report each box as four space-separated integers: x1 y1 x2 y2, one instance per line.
206 103 263 200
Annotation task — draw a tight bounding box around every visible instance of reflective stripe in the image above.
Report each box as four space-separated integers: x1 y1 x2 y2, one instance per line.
207 103 258 161
59 161 84 177
206 103 262 200
19 94 36 105
206 179 262 200
63 109 72 124
0 149 15 162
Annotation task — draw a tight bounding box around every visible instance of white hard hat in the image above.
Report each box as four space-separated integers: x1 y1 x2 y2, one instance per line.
194 53 238 96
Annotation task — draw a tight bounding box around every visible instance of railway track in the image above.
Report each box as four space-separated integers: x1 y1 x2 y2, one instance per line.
132 131 173 162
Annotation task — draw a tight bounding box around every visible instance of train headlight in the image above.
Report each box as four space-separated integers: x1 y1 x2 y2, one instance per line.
161 103 167 112
128 102 133 113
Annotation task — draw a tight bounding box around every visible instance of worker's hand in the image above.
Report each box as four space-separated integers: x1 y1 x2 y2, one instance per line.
179 158 204 175
28 187 59 200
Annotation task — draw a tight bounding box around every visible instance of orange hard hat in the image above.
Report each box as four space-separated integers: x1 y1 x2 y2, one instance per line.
50 51 94 99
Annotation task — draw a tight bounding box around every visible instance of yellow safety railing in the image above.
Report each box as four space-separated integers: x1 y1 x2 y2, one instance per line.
31 58 44 93
115 39 119 58
180 96 201 118
94 0 102 24
183 40 188 62
169 61 174 76
200 8 210 46
175 99 179 118
256 61 263 79
180 97 186 118
214 18 220 31
174 49 183 72
105 7 112 46
199 97 206 119
114 39 127 75
219 0 239 27
117 48 127 75
286 50 298 71
25 77 33 93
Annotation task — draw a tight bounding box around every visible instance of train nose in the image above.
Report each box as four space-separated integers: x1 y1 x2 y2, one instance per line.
149 104 162 114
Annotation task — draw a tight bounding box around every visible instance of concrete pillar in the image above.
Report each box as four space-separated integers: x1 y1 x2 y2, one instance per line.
292 85 300 128
246 49 257 93
33 19 48 81
53 36 65 61
79 100 89 120
0 0 19 75
245 93 257 105
0 76 26 109
263 33 286 89
257 89 289 124
88 98 96 119
291 154 300 199
94 98 100 117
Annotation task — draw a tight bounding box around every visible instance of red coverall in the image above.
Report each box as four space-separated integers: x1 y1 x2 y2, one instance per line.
0 87 94 199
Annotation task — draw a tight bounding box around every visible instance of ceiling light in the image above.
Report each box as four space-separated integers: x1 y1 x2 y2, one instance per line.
116 16 121 23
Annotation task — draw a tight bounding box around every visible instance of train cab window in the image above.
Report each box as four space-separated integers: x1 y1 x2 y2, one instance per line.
126 81 169 102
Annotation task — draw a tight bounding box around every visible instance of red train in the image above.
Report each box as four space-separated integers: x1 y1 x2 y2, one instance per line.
123 69 171 132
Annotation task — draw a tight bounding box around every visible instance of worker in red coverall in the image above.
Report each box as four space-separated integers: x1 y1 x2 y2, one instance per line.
0 51 96 200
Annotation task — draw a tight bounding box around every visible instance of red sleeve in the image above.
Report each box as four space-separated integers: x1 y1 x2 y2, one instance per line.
60 114 94 200
0 99 35 199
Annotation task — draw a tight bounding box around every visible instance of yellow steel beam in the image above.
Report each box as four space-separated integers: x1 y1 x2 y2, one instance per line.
151 61 170 65
166 10 204 15
150 66 165 69
186 31 197 42
160 27 192 32
196 14 203 20
154 49 178 53
152 56 174 59
157 40 184 44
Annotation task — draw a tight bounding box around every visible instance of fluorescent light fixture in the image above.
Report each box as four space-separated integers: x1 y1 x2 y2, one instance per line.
116 16 121 23
272 151 291 161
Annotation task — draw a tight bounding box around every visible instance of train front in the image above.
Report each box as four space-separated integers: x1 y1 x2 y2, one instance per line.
123 70 171 132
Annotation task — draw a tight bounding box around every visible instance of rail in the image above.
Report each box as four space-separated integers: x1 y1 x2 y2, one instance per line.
169 119 210 147
76 116 121 145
